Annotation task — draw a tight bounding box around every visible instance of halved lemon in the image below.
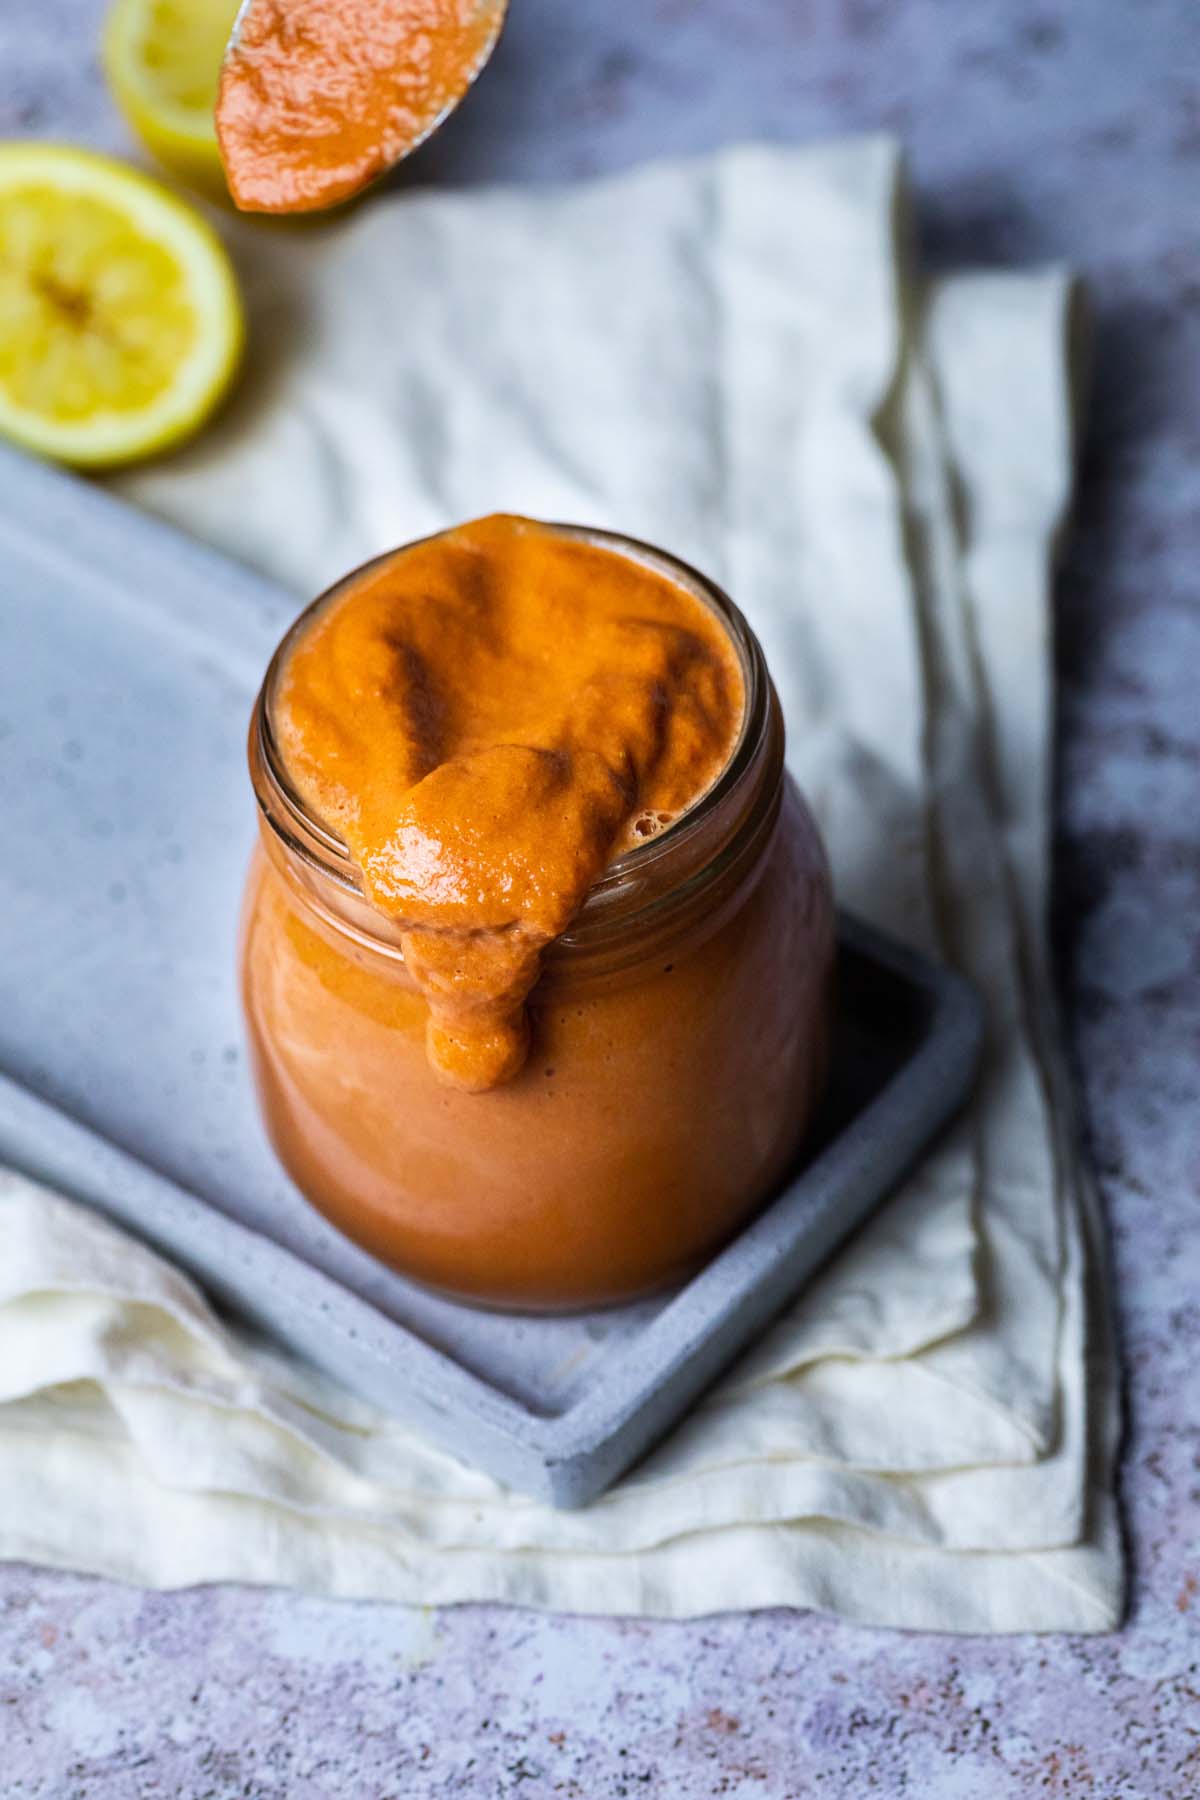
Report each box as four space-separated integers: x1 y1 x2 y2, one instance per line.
0 144 243 468
103 0 239 195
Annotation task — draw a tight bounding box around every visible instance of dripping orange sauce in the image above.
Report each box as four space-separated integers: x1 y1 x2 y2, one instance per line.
273 515 746 1091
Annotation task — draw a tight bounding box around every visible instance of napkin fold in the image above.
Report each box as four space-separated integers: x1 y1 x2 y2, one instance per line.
0 137 1121 1631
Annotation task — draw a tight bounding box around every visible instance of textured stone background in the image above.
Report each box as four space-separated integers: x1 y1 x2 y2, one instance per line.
1 1 1198 1793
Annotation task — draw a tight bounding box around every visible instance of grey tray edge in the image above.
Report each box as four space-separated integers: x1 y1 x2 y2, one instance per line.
0 911 982 1508
537 913 983 1500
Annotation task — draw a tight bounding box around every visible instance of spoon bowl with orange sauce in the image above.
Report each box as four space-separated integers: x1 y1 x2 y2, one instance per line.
217 0 507 212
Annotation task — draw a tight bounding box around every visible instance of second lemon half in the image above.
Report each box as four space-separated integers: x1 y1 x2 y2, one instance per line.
104 0 240 194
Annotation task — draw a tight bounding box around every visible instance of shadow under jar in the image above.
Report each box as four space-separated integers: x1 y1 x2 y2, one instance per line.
240 527 836 1311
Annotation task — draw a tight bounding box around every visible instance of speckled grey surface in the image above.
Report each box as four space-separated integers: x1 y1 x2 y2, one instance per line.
1 0 1197 1791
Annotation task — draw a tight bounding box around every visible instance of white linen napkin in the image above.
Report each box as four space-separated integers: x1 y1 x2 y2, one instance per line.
0 137 1122 1630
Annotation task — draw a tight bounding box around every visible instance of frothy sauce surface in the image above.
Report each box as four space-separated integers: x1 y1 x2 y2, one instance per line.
275 516 745 1090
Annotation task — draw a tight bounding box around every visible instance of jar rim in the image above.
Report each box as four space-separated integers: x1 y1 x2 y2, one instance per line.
250 520 780 953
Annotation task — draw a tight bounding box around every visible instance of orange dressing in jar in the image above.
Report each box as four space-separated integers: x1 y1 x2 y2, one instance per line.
241 518 835 1308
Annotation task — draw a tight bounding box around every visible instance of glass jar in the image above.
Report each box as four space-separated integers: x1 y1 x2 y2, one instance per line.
240 528 835 1310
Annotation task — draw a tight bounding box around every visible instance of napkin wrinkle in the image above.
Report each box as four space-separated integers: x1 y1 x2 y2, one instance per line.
0 1173 223 1337
0 1417 1114 1632
102 1382 1051 1553
876 332 1065 1452
0 1181 1040 1512
0 1316 1081 1558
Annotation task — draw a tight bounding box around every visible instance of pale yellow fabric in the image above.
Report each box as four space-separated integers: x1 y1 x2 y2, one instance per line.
0 139 1120 1631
